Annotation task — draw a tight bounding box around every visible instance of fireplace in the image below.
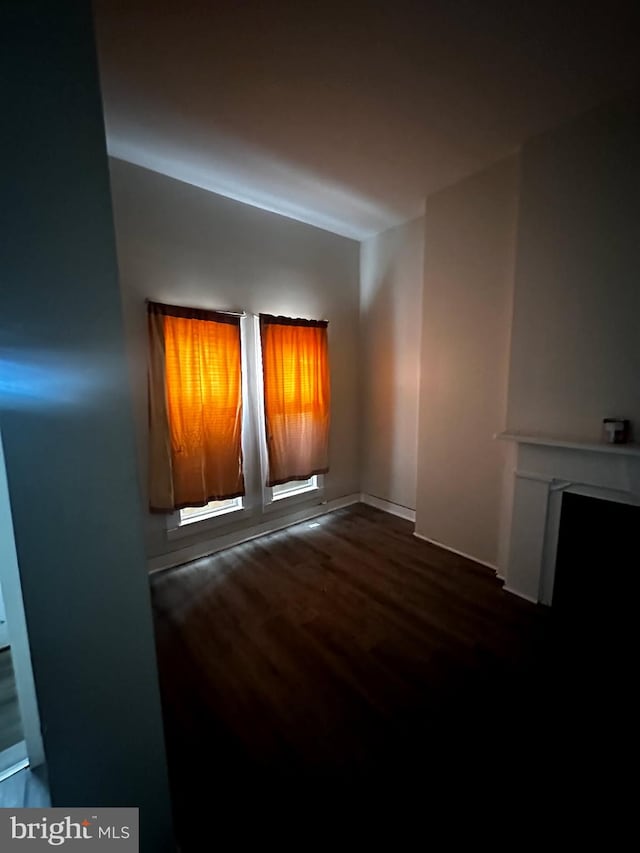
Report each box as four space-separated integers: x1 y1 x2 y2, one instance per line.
554 492 638 613
497 433 640 604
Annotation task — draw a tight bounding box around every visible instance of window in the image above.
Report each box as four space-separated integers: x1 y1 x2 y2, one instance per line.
149 303 330 531
259 314 330 487
179 497 243 525
147 301 245 512
272 475 318 501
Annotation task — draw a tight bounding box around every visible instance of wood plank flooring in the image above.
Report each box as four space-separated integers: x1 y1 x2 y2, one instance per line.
151 504 559 844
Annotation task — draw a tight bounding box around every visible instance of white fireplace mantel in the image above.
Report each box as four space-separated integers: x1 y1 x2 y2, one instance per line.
498 431 640 458
496 431 640 605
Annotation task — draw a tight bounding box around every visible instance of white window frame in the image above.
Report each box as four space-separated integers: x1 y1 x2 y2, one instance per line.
272 475 319 501
252 315 323 513
178 496 244 526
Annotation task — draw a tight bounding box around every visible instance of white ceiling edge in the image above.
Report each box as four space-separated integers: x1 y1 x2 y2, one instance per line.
106 133 419 242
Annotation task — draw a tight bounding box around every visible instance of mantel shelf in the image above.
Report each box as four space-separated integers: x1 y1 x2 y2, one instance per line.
496 431 640 458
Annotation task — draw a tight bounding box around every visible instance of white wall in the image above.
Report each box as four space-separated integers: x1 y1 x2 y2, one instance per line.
360 217 424 511
109 158 361 562
506 93 640 441
3 4 173 845
416 156 519 567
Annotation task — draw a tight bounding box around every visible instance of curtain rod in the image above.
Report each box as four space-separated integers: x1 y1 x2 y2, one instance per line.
247 311 329 321
145 298 245 317
145 301 327 322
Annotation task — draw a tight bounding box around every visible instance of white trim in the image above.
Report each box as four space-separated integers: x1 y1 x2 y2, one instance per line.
412 531 498 572
503 439 640 604
148 493 360 573
179 497 244 526
0 438 45 769
502 586 539 605
252 313 272 510
263 475 325 514
0 741 27 779
497 431 640 457
514 470 556 484
515 470 575 495
272 475 319 502
167 499 248 540
360 493 416 522
0 758 30 784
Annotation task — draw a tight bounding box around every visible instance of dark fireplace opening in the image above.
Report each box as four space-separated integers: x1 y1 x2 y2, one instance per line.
551 491 638 738
553 492 638 616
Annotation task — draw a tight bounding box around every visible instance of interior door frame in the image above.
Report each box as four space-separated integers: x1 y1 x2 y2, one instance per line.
0 431 45 772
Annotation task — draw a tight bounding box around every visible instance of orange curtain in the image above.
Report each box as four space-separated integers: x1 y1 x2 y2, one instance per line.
260 314 330 487
148 301 244 511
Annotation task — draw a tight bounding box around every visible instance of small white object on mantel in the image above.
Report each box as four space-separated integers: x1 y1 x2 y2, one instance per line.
495 431 640 605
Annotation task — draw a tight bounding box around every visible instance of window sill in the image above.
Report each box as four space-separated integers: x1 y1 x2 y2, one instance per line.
166 506 254 541
272 483 318 502
262 486 324 515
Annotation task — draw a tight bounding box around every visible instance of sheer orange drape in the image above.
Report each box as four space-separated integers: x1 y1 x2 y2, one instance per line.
148 301 244 511
260 314 330 487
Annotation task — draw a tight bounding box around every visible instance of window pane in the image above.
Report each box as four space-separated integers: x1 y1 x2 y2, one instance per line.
272 476 317 500
179 497 242 524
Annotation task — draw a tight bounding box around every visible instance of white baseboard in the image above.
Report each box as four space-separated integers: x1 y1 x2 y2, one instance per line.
502 585 539 604
148 493 361 573
360 493 416 522
412 531 498 572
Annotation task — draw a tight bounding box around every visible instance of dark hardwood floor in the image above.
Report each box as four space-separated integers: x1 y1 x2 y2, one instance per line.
151 504 565 844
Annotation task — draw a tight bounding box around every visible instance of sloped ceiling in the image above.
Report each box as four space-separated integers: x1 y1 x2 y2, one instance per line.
94 0 640 239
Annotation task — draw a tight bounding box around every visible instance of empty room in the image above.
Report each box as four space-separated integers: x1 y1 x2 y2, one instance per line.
3 0 639 849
